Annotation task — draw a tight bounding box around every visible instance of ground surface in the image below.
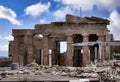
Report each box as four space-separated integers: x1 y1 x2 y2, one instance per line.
0 60 120 81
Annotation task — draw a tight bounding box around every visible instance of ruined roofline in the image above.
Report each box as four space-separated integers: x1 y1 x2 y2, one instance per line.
85 16 109 24
12 29 34 36
66 14 110 24
35 14 109 27
35 24 50 26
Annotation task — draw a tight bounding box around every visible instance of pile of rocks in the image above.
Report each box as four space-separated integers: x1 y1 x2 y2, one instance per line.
0 60 120 81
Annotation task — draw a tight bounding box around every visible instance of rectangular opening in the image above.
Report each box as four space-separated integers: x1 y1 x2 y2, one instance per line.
60 41 67 54
49 49 52 54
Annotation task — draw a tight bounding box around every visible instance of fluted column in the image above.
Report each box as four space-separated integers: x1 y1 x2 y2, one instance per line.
43 35 49 65
66 34 73 66
82 34 90 66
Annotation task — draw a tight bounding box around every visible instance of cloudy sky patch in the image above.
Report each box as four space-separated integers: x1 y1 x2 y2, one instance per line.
0 0 120 56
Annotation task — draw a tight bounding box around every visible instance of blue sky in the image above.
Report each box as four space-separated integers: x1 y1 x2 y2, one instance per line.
0 0 120 57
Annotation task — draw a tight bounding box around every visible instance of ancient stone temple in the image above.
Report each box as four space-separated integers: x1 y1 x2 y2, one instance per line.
9 14 120 67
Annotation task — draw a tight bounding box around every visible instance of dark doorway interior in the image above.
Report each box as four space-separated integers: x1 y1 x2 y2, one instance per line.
73 49 82 67
89 34 98 62
36 50 41 64
73 34 83 67
24 51 27 66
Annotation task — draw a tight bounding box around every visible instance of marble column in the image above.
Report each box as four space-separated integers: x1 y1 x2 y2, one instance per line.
82 34 90 67
49 49 52 67
98 34 105 61
43 35 49 65
66 34 73 66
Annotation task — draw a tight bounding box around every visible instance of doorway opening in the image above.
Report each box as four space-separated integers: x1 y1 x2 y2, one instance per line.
36 50 42 64
89 34 98 62
24 51 27 66
73 34 83 67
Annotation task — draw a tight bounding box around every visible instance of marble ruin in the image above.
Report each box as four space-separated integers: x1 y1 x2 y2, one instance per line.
9 14 120 67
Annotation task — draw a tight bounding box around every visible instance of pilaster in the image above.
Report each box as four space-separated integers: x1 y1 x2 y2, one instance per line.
27 35 33 64
106 34 111 60
12 35 19 63
13 43 19 63
66 34 73 66
43 34 49 65
98 34 105 61
82 34 90 66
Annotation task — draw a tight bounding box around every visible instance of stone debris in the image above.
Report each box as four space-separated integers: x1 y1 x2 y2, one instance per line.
61 72 68 76
26 61 39 67
0 60 120 81
34 71 43 75
1 73 6 78
79 73 98 78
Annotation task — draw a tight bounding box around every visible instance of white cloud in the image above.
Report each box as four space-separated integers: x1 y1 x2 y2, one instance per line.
53 0 95 19
0 35 14 41
24 2 51 16
61 0 95 11
40 19 48 24
56 0 120 12
0 5 21 25
0 44 8 51
54 6 73 18
0 35 13 51
3 35 14 41
107 10 120 40
96 0 120 11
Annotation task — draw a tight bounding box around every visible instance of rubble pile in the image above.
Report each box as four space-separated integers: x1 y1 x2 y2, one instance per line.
0 60 120 81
